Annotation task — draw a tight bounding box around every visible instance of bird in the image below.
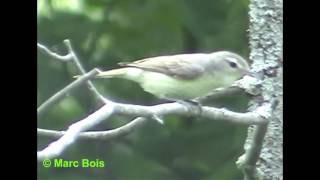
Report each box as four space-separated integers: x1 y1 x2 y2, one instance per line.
76 51 250 101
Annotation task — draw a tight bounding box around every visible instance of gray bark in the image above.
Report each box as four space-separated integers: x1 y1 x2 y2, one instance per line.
243 0 283 179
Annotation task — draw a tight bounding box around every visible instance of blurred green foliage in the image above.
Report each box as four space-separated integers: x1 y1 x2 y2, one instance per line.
37 0 250 179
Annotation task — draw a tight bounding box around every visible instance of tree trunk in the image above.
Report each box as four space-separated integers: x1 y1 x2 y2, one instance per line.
243 0 283 179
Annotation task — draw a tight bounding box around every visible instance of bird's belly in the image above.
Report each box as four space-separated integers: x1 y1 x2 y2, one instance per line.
140 72 225 100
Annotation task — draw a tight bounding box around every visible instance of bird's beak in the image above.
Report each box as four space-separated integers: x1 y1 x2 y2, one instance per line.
242 69 255 77
242 69 249 75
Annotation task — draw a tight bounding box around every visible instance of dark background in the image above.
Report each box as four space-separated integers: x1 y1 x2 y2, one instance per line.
37 0 250 179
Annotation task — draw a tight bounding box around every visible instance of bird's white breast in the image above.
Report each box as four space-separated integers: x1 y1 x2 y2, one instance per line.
139 71 225 100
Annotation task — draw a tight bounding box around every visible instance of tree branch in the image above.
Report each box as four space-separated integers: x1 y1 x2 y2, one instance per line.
37 40 105 112
38 103 115 161
196 75 262 103
37 69 99 117
37 43 73 61
37 117 147 140
113 102 267 125
238 124 268 180
62 40 104 102
37 98 269 161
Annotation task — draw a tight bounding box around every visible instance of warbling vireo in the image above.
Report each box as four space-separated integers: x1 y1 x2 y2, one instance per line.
80 51 250 100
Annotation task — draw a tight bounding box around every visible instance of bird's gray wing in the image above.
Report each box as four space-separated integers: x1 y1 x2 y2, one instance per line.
118 55 205 79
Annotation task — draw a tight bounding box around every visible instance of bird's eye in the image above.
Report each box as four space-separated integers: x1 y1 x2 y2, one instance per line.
228 61 238 68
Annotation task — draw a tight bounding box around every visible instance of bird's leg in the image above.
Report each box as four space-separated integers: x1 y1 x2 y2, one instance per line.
162 98 202 127
176 100 203 117
163 98 203 118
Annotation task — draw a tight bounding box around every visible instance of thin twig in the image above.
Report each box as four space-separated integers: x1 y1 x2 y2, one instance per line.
62 39 105 102
196 75 261 103
236 103 271 180
37 43 73 61
37 69 99 117
237 124 268 180
37 40 108 117
196 86 243 103
37 117 147 140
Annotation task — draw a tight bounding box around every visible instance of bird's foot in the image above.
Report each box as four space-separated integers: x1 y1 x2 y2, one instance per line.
177 100 203 117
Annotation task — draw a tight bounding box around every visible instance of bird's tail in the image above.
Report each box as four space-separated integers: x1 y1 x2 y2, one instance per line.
96 68 128 78
73 68 128 79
